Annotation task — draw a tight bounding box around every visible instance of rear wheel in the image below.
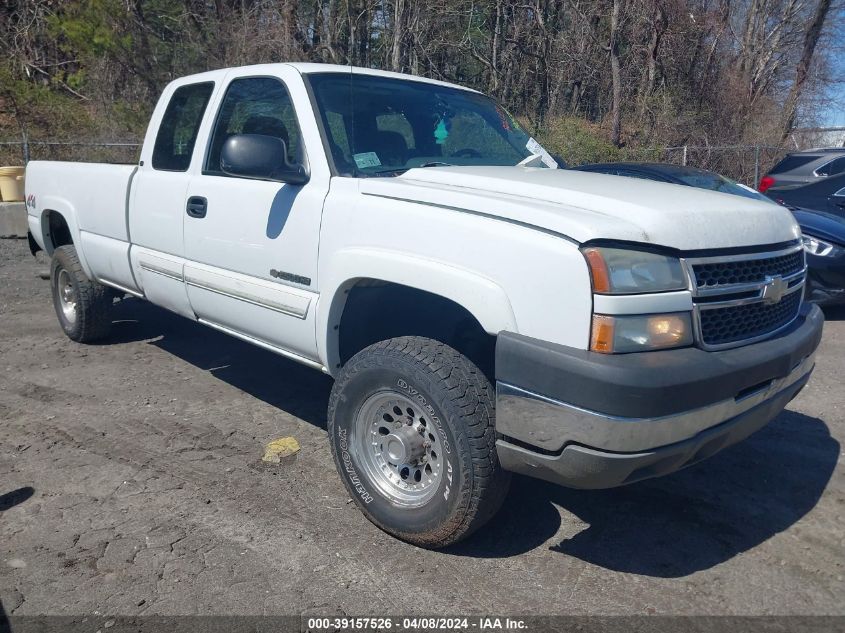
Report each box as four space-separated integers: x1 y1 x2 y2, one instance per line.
50 245 113 343
328 336 510 548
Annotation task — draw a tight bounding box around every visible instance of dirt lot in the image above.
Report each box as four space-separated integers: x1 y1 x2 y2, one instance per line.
1 237 844 618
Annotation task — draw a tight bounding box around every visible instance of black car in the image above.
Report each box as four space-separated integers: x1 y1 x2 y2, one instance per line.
792 208 845 305
764 171 845 217
574 161 845 305
575 162 768 200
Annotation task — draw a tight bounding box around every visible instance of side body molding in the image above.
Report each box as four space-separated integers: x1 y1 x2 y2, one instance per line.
317 248 517 374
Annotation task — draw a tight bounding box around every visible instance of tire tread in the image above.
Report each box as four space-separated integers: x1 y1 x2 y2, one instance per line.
51 245 112 343
328 336 510 548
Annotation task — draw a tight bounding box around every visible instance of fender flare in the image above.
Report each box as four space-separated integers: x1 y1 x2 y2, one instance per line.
37 196 94 278
316 248 517 374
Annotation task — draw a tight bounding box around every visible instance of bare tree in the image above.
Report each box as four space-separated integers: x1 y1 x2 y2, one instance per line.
780 0 833 141
607 0 625 146
1 0 842 173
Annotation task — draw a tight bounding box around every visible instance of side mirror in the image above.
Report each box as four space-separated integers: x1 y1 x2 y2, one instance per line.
220 134 309 185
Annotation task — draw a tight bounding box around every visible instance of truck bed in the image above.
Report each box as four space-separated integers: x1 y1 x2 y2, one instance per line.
26 161 137 243
26 161 140 293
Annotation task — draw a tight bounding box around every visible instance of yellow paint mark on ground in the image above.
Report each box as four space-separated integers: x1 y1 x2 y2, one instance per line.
262 437 300 463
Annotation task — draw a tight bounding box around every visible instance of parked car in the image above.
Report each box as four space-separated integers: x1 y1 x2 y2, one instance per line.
758 148 845 193
25 64 822 548
765 172 845 217
573 161 845 306
792 209 845 305
574 162 765 200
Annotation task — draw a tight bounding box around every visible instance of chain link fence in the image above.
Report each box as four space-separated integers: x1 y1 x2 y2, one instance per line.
0 140 784 187
0 140 141 167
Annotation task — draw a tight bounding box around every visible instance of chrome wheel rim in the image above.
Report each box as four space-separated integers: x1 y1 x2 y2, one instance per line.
352 390 444 507
56 269 77 325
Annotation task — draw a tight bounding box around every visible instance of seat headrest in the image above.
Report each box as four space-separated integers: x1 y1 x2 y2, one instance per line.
242 116 289 145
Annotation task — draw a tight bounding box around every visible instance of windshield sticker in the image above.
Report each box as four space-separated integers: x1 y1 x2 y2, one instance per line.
434 118 449 145
353 152 382 169
525 137 558 169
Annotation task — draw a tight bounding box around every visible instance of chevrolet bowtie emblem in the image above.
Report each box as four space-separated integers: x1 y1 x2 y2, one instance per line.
761 275 787 304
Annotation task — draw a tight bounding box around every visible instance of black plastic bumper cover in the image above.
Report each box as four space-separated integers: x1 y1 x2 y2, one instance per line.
496 303 823 420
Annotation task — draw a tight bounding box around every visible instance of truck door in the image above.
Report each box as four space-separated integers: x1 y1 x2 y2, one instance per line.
182 73 326 364
129 81 215 318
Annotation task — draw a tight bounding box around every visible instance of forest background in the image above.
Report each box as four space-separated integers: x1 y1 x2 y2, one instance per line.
1 0 843 181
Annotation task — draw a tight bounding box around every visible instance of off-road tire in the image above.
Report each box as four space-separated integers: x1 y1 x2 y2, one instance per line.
328 336 510 548
50 245 113 342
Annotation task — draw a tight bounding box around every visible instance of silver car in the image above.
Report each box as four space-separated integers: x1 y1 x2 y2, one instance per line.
759 148 845 192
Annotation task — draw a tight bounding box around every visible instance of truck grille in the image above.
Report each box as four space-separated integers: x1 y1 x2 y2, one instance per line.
699 290 802 346
685 243 806 350
692 250 804 289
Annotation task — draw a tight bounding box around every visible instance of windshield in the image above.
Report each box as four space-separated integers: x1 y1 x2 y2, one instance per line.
307 72 556 176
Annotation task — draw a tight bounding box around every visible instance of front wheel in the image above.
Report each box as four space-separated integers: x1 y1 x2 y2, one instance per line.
328 337 510 548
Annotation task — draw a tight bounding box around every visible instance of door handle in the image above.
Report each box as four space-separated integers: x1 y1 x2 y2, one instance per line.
186 196 208 218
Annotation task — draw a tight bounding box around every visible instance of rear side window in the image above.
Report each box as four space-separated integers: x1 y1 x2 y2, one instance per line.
816 156 845 177
769 154 819 174
152 82 214 171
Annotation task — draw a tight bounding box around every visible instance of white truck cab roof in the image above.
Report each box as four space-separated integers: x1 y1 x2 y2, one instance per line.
169 62 479 94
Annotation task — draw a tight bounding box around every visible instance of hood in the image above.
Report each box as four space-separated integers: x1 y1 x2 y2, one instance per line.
360 166 801 251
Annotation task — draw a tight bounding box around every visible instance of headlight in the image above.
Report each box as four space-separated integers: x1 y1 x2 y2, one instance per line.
802 234 839 257
590 313 693 353
582 246 686 294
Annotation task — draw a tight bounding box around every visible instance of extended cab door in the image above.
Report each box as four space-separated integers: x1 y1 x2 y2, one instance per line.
129 80 217 318
182 68 328 365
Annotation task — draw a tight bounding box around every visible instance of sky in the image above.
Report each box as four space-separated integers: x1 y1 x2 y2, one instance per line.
820 15 845 128
824 89 845 127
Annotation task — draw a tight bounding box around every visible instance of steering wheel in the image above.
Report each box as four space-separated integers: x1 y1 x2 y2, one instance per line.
452 148 482 158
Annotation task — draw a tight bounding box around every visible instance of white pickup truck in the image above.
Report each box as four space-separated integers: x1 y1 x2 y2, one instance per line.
26 63 823 547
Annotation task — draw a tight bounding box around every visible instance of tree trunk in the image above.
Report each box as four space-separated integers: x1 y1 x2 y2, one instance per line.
640 0 667 117
738 0 763 80
312 0 323 58
391 0 406 72
780 0 832 142
281 0 300 59
489 0 502 93
609 0 623 147
358 1 370 66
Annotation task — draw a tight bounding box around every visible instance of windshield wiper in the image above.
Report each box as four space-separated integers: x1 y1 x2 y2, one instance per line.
370 167 411 176
370 162 453 177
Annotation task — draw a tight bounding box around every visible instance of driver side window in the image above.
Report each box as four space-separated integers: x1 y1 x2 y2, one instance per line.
205 77 304 176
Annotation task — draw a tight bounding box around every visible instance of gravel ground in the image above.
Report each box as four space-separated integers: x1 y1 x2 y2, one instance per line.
1 237 844 617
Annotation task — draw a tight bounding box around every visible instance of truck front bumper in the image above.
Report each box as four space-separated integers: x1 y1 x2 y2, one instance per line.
494 303 824 489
